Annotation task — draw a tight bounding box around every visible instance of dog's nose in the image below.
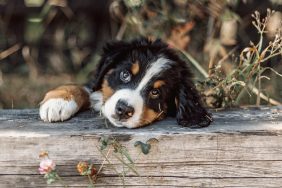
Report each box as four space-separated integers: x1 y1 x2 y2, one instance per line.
115 100 134 120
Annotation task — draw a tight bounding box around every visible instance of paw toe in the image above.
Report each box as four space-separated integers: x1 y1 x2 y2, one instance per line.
39 98 78 122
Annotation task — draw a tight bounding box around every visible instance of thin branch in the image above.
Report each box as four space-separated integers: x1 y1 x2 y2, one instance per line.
0 43 21 60
216 46 238 69
115 19 127 41
112 153 139 176
179 50 209 78
96 148 112 175
262 67 282 77
96 146 123 181
233 81 281 105
261 51 282 62
249 83 281 105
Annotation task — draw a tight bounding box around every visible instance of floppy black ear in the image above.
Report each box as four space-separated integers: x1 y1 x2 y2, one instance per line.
175 70 213 128
87 41 129 91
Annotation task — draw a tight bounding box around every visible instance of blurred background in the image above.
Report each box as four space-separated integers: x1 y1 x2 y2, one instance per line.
0 0 281 109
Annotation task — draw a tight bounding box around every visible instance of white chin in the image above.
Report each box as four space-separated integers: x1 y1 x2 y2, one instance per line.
109 119 125 128
106 115 140 129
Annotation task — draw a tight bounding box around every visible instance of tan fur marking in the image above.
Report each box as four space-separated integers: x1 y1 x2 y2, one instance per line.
153 80 165 88
101 80 114 102
131 62 140 75
41 85 90 110
139 106 165 127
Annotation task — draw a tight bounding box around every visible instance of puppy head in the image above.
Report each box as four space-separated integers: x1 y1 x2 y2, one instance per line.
91 38 212 128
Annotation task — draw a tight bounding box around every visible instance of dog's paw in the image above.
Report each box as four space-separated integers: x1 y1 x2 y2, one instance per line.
39 98 79 122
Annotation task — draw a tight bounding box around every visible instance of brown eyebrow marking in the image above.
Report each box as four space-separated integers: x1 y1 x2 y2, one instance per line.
101 79 114 102
131 61 140 75
153 80 165 88
100 69 115 102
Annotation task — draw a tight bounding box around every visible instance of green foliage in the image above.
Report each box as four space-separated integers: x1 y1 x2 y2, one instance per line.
40 136 157 187
203 9 282 107
44 171 58 184
134 141 151 155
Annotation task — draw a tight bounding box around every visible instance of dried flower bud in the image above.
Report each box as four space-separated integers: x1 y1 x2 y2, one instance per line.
39 151 49 158
77 161 89 175
89 165 97 177
77 162 97 177
38 159 56 175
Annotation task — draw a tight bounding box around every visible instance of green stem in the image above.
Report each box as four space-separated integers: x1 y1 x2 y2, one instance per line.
256 64 261 106
56 174 68 188
179 50 209 78
96 146 124 182
112 153 139 176
121 154 125 187
261 51 282 62
258 33 264 53
87 174 95 188
96 148 112 175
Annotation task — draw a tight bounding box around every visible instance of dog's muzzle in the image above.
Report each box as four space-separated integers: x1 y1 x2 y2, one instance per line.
114 100 135 120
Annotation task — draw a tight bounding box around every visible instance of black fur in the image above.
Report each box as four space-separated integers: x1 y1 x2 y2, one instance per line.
89 37 213 128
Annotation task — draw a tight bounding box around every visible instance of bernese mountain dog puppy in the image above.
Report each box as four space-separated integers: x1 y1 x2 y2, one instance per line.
39 38 212 128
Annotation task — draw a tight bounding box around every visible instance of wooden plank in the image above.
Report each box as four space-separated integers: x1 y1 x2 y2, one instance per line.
2 134 282 163
2 161 282 178
0 107 281 135
1 175 282 187
0 106 281 187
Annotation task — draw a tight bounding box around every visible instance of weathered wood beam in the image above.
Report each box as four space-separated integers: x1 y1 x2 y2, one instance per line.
0 106 281 187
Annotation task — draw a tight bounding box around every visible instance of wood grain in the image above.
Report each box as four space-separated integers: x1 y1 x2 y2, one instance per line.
0 106 281 187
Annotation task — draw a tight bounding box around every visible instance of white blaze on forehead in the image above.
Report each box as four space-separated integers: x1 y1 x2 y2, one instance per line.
137 57 172 91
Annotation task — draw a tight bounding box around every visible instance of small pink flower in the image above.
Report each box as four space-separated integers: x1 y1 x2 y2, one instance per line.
38 158 56 175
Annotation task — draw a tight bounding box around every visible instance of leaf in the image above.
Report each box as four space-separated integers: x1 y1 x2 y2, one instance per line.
100 137 109 150
46 178 56 184
44 171 58 184
134 141 151 155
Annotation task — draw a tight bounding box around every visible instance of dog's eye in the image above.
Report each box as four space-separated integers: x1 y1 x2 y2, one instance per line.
120 70 131 83
150 89 160 99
